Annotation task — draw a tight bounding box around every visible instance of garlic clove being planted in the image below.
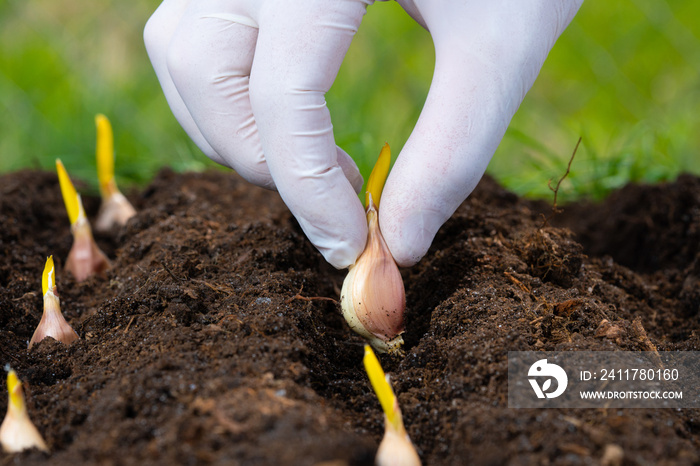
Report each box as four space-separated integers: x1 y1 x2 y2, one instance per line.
363 345 420 466
341 143 406 354
94 114 136 232
0 368 49 453
29 256 79 349
341 200 405 354
56 159 111 281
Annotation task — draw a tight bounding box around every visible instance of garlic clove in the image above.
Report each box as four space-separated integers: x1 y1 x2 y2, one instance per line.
57 159 111 281
376 418 421 466
342 143 406 354
94 114 136 232
0 368 49 453
363 345 420 466
29 292 80 349
29 256 79 349
341 204 405 354
95 191 136 232
65 218 111 282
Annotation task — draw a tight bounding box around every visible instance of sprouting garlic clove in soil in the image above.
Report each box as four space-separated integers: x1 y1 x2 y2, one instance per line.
0 368 49 453
376 417 421 466
95 191 136 232
341 143 405 354
29 256 79 349
56 159 111 281
94 114 136 232
65 217 111 282
363 345 420 466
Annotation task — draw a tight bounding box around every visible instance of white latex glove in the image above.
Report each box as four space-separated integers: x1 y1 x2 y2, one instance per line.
144 0 369 269
144 0 582 269
380 0 582 266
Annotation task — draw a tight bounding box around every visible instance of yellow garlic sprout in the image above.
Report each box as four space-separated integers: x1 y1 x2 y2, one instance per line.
0 368 49 453
363 345 420 466
29 256 79 349
341 144 406 354
56 159 111 281
94 114 136 232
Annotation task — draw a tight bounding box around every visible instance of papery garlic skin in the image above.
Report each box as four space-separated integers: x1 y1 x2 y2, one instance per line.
29 285 79 349
376 418 421 466
0 370 49 453
65 218 111 282
95 191 136 232
341 205 405 354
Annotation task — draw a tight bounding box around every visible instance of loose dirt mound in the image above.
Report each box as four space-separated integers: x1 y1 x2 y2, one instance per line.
1 169 699 465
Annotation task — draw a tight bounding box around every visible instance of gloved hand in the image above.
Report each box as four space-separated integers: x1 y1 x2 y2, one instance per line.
379 0 583 266
144 0 582 269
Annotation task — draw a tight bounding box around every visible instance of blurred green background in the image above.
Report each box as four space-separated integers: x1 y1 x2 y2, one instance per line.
1 0 699 202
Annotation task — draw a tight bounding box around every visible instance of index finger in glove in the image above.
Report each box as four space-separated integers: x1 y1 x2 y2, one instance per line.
380 0 582 267
249 0 373 268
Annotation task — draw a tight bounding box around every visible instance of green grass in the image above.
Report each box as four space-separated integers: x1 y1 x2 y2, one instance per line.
1 0 699 202
491 0 700 201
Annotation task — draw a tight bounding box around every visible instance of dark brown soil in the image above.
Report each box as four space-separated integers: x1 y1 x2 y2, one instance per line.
1 168 699 465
